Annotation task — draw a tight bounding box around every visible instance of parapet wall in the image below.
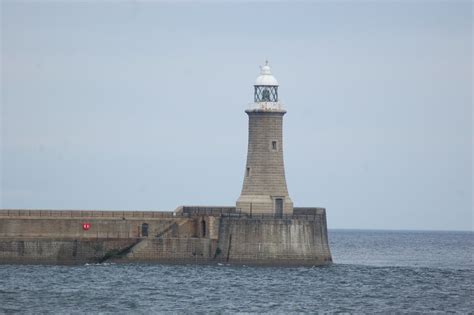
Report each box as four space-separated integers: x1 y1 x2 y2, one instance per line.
0 210 191 239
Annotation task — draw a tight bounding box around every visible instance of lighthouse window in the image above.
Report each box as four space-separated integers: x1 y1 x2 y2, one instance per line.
272 141 277 150
246 167 250 177
201 220 206 237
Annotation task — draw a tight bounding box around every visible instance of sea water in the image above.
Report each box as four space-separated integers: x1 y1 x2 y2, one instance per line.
1 230 472 313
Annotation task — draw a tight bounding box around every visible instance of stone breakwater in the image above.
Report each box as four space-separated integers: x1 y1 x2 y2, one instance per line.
0 207 332 266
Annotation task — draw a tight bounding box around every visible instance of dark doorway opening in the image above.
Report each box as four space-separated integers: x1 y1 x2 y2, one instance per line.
142 223 149 237
275 198 283 218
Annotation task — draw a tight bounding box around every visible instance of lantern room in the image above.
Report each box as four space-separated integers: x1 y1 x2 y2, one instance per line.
254 61 279 103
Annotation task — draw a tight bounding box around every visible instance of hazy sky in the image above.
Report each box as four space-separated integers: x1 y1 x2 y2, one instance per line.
1 1 472 231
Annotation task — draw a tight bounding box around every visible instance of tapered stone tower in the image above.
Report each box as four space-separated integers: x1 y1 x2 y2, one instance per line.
237 62 293 216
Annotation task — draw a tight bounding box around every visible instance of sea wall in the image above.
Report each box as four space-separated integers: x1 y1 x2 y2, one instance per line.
0 238 138 265
0 208 331 266
121 238 217 264
214 215 331 266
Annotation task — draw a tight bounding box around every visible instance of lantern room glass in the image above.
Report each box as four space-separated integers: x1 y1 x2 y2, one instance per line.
254 86 278 102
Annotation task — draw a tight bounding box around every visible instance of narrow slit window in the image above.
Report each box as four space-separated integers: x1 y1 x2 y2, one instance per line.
272 141 277 150
246 167 250 177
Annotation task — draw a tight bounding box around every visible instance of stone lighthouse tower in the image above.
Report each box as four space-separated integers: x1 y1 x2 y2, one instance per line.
237 62 293 216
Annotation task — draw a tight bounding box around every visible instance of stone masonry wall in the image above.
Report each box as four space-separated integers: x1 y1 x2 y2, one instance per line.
0 209 332 266
237 110 293 214
240 111 289 196
214 213 332 266
0 238 138 265
0 218 177 239
123 238 217 264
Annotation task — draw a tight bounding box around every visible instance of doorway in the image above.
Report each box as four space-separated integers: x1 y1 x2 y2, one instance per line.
141 223 149 237
275 198 283 218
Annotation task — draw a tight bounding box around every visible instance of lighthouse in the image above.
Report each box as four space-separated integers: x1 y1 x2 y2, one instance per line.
236 62 293 216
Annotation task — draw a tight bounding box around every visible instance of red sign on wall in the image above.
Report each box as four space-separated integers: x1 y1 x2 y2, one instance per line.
82 223 91 231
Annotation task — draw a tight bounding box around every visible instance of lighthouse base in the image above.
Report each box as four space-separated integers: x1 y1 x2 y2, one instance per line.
236 195 293 215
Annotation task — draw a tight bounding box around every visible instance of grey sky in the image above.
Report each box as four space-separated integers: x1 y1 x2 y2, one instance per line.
1 1 472 231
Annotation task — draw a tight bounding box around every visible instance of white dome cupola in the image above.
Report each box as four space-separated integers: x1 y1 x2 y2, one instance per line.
255 61 279 86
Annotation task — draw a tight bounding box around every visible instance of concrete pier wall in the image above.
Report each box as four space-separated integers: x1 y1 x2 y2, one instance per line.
0 238 139 265
0 208 331 266
214 216 331 266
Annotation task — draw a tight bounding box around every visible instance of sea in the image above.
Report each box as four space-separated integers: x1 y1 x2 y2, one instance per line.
0 230 472 314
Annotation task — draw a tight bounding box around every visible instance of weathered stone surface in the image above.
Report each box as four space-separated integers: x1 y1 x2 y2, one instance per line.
214 215 332 266
0 238 138 265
